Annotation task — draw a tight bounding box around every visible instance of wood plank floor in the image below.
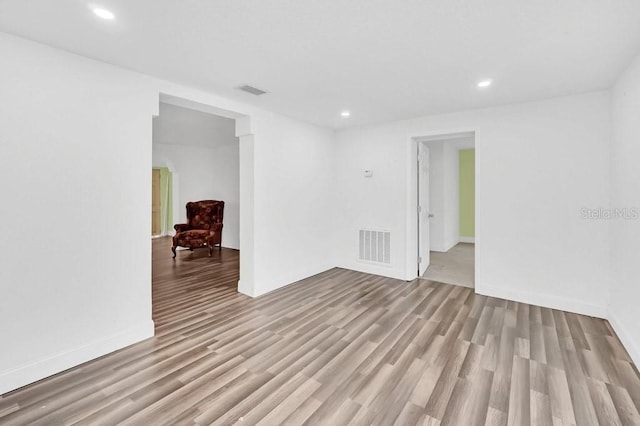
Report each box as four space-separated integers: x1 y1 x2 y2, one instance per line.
1 237 639 425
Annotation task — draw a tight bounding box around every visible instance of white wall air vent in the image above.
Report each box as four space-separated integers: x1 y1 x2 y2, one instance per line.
237 85 268 96
358 229 391 265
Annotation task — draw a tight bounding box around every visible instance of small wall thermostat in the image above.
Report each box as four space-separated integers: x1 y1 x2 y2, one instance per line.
364 170 373 177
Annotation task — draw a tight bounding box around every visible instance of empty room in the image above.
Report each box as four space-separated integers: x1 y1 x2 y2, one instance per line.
1 1 640 425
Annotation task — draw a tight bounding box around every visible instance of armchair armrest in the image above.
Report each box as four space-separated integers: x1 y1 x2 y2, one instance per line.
174 223 191 233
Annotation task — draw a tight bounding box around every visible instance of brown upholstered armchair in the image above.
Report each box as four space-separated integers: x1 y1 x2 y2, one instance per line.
172 200 224 258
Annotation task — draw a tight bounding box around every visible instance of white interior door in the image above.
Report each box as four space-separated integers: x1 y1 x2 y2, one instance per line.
418 142 431 275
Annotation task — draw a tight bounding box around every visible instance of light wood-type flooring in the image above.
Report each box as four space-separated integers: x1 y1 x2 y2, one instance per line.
422 243 475 289
1 237 639 425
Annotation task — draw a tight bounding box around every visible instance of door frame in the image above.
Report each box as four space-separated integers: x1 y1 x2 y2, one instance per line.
407 130 477 282
417 141 430 276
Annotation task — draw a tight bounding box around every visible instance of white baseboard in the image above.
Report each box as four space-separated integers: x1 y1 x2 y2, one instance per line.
476 283 607 319
237 279 252 297
338 261 408 281
431 240 459 253
0 320 155 395
241 259 407 298
247 262 338 298
607 312 640 369
459 236 475 243
429 245 446 253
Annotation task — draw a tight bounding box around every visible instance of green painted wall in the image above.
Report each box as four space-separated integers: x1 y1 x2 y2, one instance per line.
459 149 475 237
154 167 173 233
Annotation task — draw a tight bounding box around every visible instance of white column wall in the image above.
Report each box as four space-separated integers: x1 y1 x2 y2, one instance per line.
609 51 640 367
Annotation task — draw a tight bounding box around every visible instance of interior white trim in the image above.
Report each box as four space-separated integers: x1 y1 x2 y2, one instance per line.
415 131 476 143
476 284 608 319
607 311 640 370
337 262 408 282
459 236 475 243
0 321 155 395
250 264 337 298
430 239 459 253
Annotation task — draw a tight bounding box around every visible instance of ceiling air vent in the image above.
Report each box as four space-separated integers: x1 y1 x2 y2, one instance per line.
237 85 268 96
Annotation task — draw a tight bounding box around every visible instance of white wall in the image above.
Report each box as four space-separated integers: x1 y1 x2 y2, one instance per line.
0 33 337 394
250 111 338 296
153 102 237 147
153 144 216 220
442 143 459 250
0 33 156 394
336 92 612 318
210 143 240 249
609 51 640 367
425 141 446 251
425 137 474 253
424 140 458 252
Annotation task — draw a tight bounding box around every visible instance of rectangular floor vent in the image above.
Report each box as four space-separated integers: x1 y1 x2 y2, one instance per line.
358 229 391 264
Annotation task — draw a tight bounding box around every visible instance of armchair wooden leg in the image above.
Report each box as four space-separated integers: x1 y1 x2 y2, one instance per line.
172 246 177 259
209 246 213 257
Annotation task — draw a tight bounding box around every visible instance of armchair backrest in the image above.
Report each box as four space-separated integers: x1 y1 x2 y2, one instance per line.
185 200 224 230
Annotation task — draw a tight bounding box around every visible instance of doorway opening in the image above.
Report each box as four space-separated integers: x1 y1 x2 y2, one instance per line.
150 94 247 326
416 132 475 288
152 101 240 251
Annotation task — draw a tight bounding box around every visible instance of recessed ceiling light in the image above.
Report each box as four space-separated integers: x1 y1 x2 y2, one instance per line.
237 85 268 96
93 8 115 20
341 111 351 118
477 79 493 88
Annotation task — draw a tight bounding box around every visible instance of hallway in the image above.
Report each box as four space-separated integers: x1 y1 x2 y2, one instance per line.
422 243 475 288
